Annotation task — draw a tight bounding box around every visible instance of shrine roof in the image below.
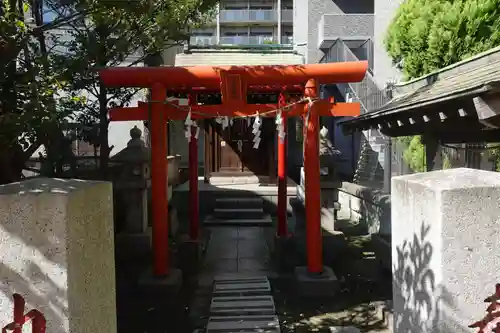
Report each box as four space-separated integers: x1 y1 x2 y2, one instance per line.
339 45 500 137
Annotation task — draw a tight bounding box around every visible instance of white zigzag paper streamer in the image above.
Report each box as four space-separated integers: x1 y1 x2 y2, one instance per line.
252 113 262 149
275 110 286 143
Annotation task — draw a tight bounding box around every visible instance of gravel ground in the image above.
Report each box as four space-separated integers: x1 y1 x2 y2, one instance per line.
271 235 393 333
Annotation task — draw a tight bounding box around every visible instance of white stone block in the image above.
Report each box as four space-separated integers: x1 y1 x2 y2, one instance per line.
391 168 500 333
0 178 116 333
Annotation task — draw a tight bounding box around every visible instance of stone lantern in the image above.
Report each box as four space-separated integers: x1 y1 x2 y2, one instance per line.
296 125 342 229
111 126 151 257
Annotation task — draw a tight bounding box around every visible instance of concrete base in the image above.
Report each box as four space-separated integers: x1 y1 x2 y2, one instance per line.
178 236 203 275
115 231 151 259
294 266 339 297
272 234 295 272
138 267 183 295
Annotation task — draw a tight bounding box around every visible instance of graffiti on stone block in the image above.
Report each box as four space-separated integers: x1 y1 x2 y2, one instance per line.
469 284 500 333
2 294 46 333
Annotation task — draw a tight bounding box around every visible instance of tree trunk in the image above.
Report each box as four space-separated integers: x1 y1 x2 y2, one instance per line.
97 24 110 179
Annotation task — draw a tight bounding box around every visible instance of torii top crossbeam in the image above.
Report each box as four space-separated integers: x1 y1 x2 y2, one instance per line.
99 62 368 89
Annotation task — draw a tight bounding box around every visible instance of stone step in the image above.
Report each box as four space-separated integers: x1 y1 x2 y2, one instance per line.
214 274 269 282
215 197 263 209
210 295 276 315
213 276 271 296
204 214 273 227
213 207 264 219
206 315 281 333
209 175 261 185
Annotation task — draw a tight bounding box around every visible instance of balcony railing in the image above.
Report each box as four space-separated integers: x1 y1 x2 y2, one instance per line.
190 35 292 46
219 9 276 22
190 35 218 46
318 13 374 49
281 36 293 45
220 35 275 45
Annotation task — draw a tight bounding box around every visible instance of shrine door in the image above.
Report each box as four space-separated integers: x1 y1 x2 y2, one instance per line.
218 118 267 175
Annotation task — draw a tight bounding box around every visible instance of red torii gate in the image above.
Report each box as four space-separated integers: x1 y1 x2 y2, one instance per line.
100 62 368 278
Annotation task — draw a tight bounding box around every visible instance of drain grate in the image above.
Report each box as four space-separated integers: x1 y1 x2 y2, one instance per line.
210 295 276 315
206 315 281 333
213 277 271 296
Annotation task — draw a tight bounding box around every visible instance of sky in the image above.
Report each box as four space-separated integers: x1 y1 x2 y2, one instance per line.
43 10 57 23
42 4 59 24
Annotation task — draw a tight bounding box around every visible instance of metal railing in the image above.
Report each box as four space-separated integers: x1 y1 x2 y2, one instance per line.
219 9 276 22
219 35 275 45
281 36 293 45
190 35 291 46
325 38 389 113
190 35 217 46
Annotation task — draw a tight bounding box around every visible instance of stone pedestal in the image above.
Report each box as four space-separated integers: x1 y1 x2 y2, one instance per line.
294 266 339 297
178 235 203 275
272 234 294 272
391 168 500 333
0 178 116 333
289 197 347 266
297 167 342 230
138 268 183 295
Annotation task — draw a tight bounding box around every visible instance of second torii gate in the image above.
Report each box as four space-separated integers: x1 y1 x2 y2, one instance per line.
100 62 368 278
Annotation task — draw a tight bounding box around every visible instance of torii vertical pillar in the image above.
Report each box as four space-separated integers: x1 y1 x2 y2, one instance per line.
277 93 288 237
304 79 322 274
294 79 339 297
178 93 202 277
139 85 182 292
188 94 200 240
150 84 170 276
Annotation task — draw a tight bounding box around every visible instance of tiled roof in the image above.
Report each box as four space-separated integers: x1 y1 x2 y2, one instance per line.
340 45 500 129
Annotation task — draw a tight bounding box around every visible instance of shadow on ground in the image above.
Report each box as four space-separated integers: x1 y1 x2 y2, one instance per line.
112 217 392 333
271 219 393 333
114 243 195 333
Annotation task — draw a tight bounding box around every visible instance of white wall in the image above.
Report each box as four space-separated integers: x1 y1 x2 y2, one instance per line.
373 0 403 86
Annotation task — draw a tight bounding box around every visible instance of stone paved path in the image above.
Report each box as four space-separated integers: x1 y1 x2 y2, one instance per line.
188 224 276 331
203 226 272 275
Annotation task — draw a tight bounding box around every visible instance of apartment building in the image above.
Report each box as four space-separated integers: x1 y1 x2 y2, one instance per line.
173 0 303 175
292 0 404 185
190 0 294 47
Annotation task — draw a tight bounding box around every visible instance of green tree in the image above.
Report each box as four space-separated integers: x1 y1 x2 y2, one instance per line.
1 0 81 183
385 0 500 172
50 0 216 176
385 0 500 80
1 0 216 183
